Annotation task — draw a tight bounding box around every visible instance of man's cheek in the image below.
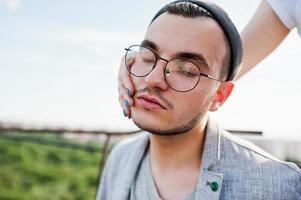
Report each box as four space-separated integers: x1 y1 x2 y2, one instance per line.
132 76 144 89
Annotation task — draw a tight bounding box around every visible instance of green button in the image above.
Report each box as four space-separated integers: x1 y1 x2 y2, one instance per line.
208 181 218 192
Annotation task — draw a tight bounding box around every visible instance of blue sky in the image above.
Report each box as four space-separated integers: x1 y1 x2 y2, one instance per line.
1 0 301 140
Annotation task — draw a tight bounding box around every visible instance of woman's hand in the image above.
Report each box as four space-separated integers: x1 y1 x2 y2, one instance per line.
118 56 135 118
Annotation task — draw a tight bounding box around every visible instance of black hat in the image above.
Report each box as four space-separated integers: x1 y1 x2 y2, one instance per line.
152 0 243 81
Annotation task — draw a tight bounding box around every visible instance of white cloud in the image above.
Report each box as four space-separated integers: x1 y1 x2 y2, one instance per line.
32 29 145 47
4 0 21 13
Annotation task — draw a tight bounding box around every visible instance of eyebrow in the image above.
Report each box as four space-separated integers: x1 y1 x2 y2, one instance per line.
140 39 209 69
141 39 158 51
174 52 209 68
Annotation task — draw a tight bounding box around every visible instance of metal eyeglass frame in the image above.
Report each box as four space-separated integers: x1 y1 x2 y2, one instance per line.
124 44 224 92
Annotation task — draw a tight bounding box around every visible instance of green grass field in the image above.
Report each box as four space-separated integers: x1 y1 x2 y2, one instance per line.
0 134 102 200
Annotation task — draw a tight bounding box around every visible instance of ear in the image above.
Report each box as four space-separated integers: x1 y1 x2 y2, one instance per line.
209 81 234 112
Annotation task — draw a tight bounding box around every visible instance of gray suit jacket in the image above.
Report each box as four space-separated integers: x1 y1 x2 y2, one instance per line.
96 119 301 200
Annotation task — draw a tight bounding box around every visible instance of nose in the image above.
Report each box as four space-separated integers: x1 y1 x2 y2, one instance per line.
144 58 169 91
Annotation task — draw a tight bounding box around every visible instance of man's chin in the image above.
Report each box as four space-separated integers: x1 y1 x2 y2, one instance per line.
132 114 201 136
133 120 186 136
131 116 170 136
131 109 168 129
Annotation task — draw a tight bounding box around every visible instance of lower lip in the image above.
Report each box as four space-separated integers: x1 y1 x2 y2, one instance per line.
137 98 164 110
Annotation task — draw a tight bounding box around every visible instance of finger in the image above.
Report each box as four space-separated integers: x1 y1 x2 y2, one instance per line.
118 84 134 109
118 56 135 97
118 95 131 118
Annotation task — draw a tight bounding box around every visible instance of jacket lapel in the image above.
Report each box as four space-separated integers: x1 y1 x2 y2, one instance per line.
195 117 224 200
116 133 150 200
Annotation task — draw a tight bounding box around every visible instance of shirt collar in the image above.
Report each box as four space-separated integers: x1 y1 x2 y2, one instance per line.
200 117 223 170
131 116 223 170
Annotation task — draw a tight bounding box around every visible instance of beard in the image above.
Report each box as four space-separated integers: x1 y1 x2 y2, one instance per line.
132 88 213 136
132 110 204 136
131 86 213 136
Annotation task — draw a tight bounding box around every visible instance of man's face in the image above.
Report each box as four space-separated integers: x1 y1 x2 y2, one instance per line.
130 13 229 135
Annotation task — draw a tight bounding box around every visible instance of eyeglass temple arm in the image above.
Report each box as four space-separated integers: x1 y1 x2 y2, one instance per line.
200 72 224 82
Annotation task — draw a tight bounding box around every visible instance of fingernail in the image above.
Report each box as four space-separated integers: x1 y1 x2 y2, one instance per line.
125 99 129 107
123 109 127 117
126 88 131 96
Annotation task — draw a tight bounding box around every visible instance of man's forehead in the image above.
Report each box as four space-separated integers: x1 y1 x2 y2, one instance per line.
144 13 227 69
141 39 210 69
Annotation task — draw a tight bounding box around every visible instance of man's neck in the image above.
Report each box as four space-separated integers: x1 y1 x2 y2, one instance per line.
149 120 207 170
148 119 208 200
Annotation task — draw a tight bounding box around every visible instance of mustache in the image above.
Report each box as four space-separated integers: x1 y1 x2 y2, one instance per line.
134 87 174 109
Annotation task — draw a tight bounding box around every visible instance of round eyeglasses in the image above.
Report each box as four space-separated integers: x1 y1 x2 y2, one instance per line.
124 45 223 92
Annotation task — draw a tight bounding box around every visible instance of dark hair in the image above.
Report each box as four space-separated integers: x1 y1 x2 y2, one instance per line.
149 0 243 81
